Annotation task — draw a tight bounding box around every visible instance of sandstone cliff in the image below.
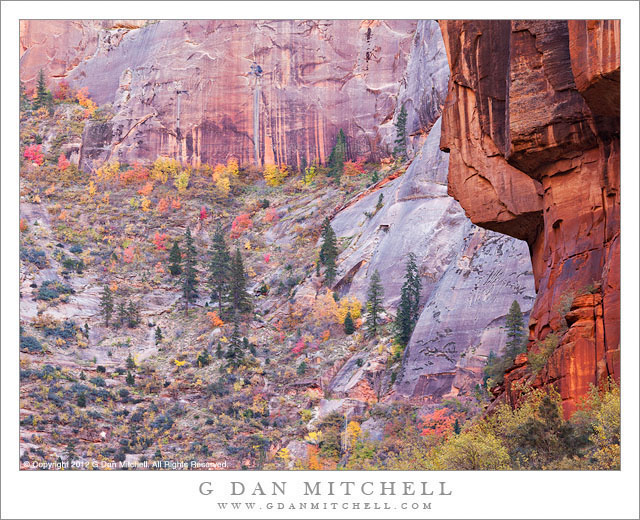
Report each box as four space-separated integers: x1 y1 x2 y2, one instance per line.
21 19 416 169
328 22 535 403
439 20 620 416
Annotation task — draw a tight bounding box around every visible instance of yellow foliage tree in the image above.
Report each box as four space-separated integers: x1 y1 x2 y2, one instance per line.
263 164 288 187
311 289 340 328
151 157 181 184
337 296 362 324
96 161 120 182
226 157 239 177
215 175 230 198
173 169 190 193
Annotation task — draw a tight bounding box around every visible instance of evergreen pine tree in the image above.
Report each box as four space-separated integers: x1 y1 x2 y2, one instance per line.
344 311 355 335
126 371 135 386
126 352 136 369
328 129 346 179
208 223 231 315
116 301 127 328
319 218 338 286
505 300 526 357
394 285 414 346
35 69 47 108
393 104 408 160
228 248 250 316
77 393 86 408
168 240 182 276
453 418 461 435
181 228 198 315
155 326 163 345
225 319 244 367
394 254 421 346
405 253 422 325
99 284 114 327
365 270 384 337
126 300 139 328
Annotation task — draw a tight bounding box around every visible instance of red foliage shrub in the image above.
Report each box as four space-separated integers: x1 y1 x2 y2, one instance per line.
57 154 70 171
153 232 168 251
24 144 44 166
230 213 253 239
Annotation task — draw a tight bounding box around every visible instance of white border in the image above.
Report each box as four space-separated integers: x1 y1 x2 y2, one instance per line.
2 2 639 519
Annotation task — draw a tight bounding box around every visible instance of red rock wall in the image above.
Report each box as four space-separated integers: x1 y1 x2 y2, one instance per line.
20 20 416 169
439 20 620 417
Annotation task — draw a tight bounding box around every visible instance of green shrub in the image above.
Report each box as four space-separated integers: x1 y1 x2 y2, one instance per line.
37 280 74 300
528 333 560 374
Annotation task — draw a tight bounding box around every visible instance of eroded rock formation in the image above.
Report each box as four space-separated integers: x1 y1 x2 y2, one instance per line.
21 19 416 169
439 20 620 416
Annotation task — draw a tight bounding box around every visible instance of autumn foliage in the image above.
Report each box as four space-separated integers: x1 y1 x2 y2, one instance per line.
343 159 366 176
120 162 150 185
76 87 97 117
207 311 224 328
24 144 44 166
230 213 253 239
153 232 168 251
57 154 70 171
420 408 459 440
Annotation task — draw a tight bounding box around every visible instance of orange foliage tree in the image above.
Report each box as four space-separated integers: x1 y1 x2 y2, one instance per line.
230 213 253 239
420 408 459 440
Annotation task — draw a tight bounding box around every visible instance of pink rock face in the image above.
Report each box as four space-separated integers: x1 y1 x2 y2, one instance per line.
20 20 416 169
439 20 620 417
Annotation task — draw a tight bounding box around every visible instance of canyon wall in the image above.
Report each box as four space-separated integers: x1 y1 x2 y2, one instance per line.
329 22 535 403
438 20 620 416
20 19 416 169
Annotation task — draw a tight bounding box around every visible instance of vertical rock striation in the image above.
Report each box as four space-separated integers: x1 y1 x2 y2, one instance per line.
21 20 416 169
439 20 620 416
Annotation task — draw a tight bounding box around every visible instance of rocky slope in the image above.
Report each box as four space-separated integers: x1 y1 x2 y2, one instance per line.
21 19 416 169
438 20 620 416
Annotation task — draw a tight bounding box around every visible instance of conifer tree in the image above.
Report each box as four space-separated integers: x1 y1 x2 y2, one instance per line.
168 240 182 276
126 352 136 370
228 248 250 316
405 253 422 325
126 371 135 386
393 104 408 160
394 286 414 346
99 284 114 327
181 228 198 315
155 326 163 345
344 311 355 335
35 69 47 108
505 300 526 357
395 253 422 346
328 129 346 179
319 218 338 286
116 301 127 328
225 319 244 367
208 223 231 315
126 300 139 328
365 270 384 337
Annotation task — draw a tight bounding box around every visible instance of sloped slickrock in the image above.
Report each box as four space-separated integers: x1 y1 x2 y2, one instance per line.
439 20 620 416
21 20 416 169
331 118 535 401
